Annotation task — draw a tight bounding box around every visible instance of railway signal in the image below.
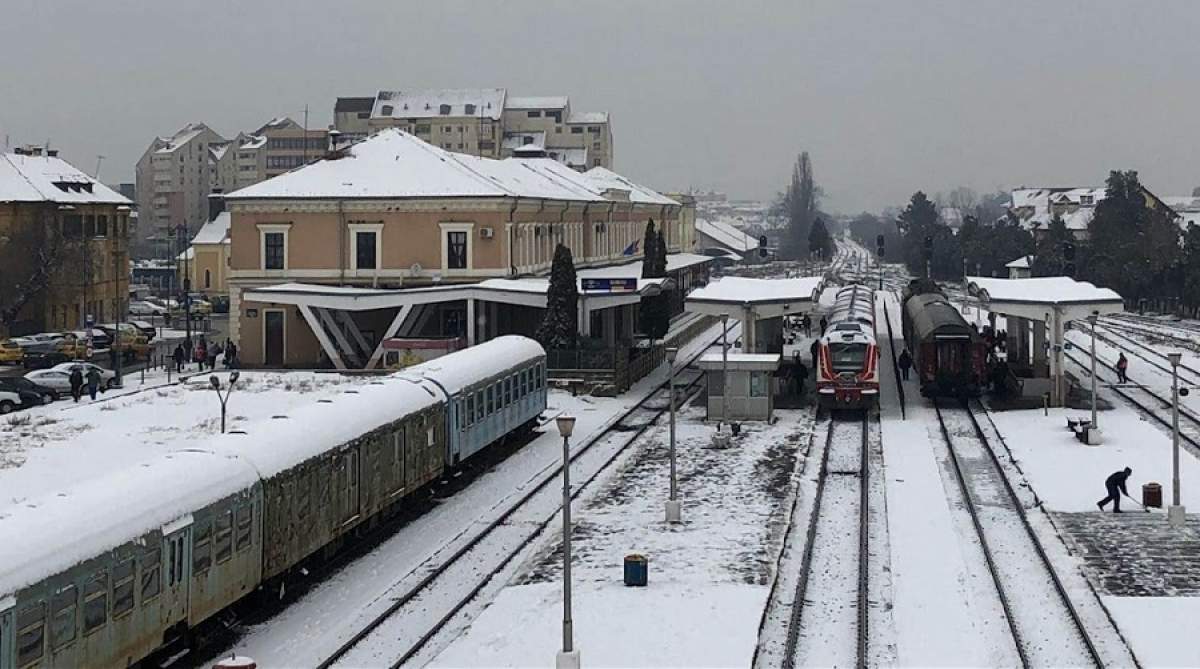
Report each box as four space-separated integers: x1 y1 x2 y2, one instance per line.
758 234 769 259
876 235 885 289
923 235 934 279
1063 241 1076 277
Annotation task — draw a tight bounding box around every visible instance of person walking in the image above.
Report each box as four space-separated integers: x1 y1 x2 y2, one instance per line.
195 339 208 371
794 359 808 396
68 366 84 403
1116 352 1129 384
898 348 913 381
85 367 101 401
1097 466 1133 513
819 316 829 335
172 344 186 373
225 341 238 369
207 342 220 370
810 339 821 374
801 314 812 337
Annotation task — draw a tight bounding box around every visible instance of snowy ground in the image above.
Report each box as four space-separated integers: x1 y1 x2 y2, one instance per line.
428 404 814 668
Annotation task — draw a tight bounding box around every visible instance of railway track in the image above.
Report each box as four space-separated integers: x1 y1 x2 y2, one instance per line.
933 400 1102 668
779 411 870 669
1084 321 1200 383
314 329 728 668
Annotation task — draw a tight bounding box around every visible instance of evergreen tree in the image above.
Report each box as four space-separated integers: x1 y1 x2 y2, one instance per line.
896 191 941 277
1181 225 1200 309
1032 216 1073 277
653 229 668 277
640 220 657 277
808 217 833 260
639 228 671 340
1086 170 1181 301
535 244 578 350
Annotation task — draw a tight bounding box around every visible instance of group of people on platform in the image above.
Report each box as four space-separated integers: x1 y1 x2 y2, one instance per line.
172 337 238 373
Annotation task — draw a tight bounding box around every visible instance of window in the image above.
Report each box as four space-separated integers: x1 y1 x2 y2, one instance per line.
466 394 475 426
571 127 584 134
112 559 135 618
487 385 495 413
260 225 288 270
142 546 161 600
447 230 468 269
380 105 394 116
96 215 108 237
215 509 233 564
83 572 108 633
464 104 476 115
236 505 253 551
63 214 83 237
593 158 602 167
17 602 45 667
548 110 562 123
357 111 370 119
751 371 770 398
475 390 485 421
204 268 212 289
588 126 601 134
708 371 725 396
504 377 512 404
392 429 406 491
443 125 452 133
415 124 431 134
354 229 378 270
479 140 495 150
51 586 77 649
439 104 452 115
427 426 435 447
193 520 212 573
527 110 541 118
522 136 535 145
458 143 464 150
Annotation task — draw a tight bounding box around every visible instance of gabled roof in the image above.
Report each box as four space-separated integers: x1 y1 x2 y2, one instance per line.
252 116 302 134
695 217 756 253
192 212 230 245
0 153 131 205
581 166 677 206
1005 255 1033 269
373 88 506 121
335 97 375 113
506 96 568 110
154 122 218 154
226 129 608 203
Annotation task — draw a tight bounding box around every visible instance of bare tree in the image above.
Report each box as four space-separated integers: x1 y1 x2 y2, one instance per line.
0 210 85 333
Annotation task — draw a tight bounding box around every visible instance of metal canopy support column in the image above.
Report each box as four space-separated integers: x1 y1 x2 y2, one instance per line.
316 307 362 368
742 305 755 354
334 310 372 361
1052 306 1065 407
365 305 412 369
298 304 347 370
467 299 477 345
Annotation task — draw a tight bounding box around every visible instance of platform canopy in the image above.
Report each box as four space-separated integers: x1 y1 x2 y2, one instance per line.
965 276 1124 322
684 276 825 320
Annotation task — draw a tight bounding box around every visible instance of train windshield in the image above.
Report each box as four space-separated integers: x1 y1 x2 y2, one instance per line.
829 343 867 372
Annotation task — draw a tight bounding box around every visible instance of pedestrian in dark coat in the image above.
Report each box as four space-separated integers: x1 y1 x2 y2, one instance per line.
85 368 101 401
1116 353 1129 384
172 344 186 373
898 348 913 381
801 314 812 337
1097 467 1133 513
207 342 220 370
68 367 84 403
225 342 238 369
195 340 207 371
819 316 828 335
810 339 821 374
794 360 807 395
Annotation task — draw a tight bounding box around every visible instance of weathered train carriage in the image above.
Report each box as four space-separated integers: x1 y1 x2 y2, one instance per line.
901 288 986 397
0 451 261 669
410 336 548 465
256 381 447 581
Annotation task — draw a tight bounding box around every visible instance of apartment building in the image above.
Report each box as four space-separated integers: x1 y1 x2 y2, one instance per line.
223 129 694 367
0 148 133 336
333 88 612 171
137 118 329 256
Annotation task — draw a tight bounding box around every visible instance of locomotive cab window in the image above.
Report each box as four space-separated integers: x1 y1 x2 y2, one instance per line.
828 343 867 373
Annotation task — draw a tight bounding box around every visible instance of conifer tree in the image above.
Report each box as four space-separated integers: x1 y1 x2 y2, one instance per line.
536 244 578 350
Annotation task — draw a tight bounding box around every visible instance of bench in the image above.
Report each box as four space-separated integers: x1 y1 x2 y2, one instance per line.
550 377 587 397
1067 416 1100 445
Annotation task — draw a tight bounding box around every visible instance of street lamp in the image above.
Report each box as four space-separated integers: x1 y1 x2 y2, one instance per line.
555 415 580 669
665 347 681 524
720 313 730 430
1086 312 1099 432
1168 353 1187 528
209 371 240 433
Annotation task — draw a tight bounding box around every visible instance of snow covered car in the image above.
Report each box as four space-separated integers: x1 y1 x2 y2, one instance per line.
23 369 75 394
0 389 23 414
49 361 118 389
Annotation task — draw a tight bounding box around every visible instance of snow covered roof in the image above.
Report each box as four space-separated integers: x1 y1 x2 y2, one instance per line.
373 88 506 120
545 147 588 168
0 153 131 205
568 111 609 124
209 142 231 161
966 276 1124 322
0 337 544 599
192 212 231 245
695 217 757 253
253 116 301 134
506 96 568 109
226 130 612 203
581 166 678 206
154 123 213 154
687 276 825 320
240 135 267 150
1005 255 1033 269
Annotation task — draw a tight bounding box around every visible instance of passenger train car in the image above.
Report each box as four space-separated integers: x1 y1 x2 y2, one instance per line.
0 336 547 669
816 283 880 409
900 280 987 397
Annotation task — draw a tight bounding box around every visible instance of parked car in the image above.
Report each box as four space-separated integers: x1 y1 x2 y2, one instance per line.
61 329 111 352
21 332 66 347
97 323 151 357
8 336 36 349
128 320 157 341
0 390 22 414
129 300 167 316
0 376 60 403
22 347 71 370
23 368 74 393
0 339 23 364
51 361 118 389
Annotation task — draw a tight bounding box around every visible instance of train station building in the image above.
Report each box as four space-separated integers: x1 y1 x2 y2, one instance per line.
223 129 709 388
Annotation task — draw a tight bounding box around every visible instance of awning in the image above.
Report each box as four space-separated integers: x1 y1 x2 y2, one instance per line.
965 276 1124 322
685 276 825 320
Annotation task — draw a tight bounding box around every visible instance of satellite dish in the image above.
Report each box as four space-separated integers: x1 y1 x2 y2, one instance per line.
410 263 423 275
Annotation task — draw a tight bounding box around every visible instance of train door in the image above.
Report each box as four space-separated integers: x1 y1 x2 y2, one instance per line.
334 448 361 526
0 599 12 669
160 519 192 630
936 337 967 378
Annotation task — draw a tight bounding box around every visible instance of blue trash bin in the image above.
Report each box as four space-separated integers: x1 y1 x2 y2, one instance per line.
624 554 648 587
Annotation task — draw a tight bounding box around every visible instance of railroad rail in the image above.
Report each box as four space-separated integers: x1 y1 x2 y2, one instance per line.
314 326 733 669
781 411 870 669
1083 321 1200 384
933 400 1102 668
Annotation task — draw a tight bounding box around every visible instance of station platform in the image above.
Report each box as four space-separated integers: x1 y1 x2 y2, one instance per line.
1053 512 1200 596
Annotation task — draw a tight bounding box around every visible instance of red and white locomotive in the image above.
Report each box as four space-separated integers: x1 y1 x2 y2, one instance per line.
816 283 880 410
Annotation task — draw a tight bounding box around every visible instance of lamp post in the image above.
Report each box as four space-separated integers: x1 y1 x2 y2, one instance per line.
720 313 729 431
1087 312 1098 431
665 347 681 524
555 415 580 669
1168 353 1187 528
209 371 240 433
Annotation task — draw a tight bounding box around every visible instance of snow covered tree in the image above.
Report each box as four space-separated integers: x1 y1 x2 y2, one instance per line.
535 244 578 350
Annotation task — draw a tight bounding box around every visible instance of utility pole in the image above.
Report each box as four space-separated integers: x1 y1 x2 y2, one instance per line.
1168 353 1187 528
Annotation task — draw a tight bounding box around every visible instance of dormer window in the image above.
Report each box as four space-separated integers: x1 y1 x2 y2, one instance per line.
464 104 476 115
439 104 452 115
380 104 394 116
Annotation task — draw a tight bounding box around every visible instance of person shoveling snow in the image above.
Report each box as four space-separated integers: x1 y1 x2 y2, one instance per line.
1097 466 1133 513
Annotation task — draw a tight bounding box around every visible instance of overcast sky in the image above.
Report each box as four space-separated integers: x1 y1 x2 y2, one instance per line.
2 1 1198 213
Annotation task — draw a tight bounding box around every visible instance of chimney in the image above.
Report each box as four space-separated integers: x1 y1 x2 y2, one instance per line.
208 190 226 222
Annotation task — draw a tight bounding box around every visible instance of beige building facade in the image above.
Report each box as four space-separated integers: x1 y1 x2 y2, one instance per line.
224 130 691 367
1 149 133 336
